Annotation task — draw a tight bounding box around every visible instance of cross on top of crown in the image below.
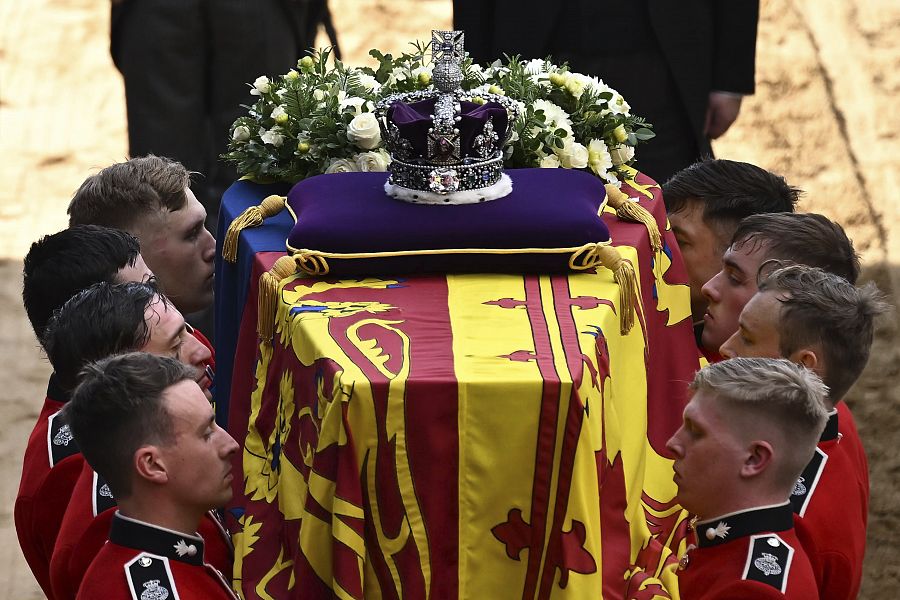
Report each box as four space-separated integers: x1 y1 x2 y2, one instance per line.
432 30 465 65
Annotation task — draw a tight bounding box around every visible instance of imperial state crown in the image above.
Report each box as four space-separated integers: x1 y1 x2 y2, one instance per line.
375 30 520 204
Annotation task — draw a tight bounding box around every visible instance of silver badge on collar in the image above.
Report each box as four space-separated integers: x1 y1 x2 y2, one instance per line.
140 579 170 600
753 552 783 576
53 424 73 446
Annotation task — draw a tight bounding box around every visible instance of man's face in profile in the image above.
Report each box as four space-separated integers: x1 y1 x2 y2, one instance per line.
668 200 729 323
137 188 216 315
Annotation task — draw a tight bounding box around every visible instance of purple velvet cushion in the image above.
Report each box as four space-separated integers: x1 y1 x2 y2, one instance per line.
285 168 609 275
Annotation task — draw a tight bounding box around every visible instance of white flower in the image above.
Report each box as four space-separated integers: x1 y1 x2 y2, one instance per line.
606 92 631 116
259 127 285 147
275 88 287 97
313 89 326 102
325 158 358 174
354 149 391 172
356 73 380 92
250 76 271 96
532 99 573 136
339 95 368 115
586 76 611 97
386 67 409 86
557 141 589 169
540 154 560 169
523 58 546 75
609 144 635 166
588 139 614 178
411 64 433 81
346 112 382 150
466 62 485 77
271 105 288 124
232 125 251 142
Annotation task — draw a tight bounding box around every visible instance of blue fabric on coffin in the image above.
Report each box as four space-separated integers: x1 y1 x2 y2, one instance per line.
285 168 610 276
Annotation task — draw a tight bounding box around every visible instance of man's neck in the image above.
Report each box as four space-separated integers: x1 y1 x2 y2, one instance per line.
118 496 205 537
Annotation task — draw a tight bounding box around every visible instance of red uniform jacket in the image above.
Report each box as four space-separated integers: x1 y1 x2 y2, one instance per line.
14 376 82 599
678 503 818 599
51 462 232 600
76 512 237 600
792 403 868 600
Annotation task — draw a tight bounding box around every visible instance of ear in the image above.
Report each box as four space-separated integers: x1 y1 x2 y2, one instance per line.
740 440 774 479
134 445 169 485
789 348 819 371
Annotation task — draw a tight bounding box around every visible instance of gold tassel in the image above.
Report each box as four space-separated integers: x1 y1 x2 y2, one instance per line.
594 244 638 336
604 184 662 253
257 255 298 342
222 195 287 263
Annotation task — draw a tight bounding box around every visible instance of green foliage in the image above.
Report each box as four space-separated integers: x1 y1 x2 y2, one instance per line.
223 44 655 185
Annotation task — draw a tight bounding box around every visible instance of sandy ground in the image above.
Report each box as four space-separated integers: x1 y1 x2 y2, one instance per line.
0 0 897 597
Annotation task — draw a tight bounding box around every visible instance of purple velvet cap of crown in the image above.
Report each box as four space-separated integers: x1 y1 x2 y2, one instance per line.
387 98 509 159
286 168 609 274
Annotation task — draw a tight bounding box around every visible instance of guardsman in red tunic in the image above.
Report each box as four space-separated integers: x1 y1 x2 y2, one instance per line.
16 226 152 597
66 353 239 599
14 376 83 598
666 357 828 599
720 265 887 599
35 282 216 599
51 462 232 600
77 512 236 600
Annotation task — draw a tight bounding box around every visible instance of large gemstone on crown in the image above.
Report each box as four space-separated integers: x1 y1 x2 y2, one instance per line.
388 98 509 160
428 168 460 194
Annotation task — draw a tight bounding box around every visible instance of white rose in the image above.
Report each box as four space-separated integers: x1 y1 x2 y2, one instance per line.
232 125 251 142
609 144 635 166
339 95 367 115
271 105 288 124
325 158 358 174
313 88 326 101
354 149 391 172
346 112 382 149
540 154 561 169
557 141 589 169
251 76 271 96
259 127 285 147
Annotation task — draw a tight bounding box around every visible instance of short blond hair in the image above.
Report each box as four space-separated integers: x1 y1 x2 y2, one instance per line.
691 357 828 490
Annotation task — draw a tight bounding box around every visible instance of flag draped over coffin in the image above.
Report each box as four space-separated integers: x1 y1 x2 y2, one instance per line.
226 174 700 599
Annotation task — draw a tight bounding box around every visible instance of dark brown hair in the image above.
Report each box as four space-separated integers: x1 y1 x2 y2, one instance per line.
66 352 194 499
759 265 889 401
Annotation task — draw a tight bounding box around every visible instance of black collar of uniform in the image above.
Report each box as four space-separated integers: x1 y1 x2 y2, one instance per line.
110 512 206 566
820 409 839 442
46 373 71 404
695 502 793 548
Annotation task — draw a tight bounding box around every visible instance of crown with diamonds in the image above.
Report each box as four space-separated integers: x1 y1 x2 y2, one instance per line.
375 30 520 204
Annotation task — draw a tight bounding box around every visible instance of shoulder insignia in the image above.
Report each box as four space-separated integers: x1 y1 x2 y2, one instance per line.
92 471 118 517
125 552 181 600
47 410 80 467
742 533 794 593
790 447 828 517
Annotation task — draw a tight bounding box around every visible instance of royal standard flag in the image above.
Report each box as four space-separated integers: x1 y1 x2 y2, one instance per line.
227 173 700 599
